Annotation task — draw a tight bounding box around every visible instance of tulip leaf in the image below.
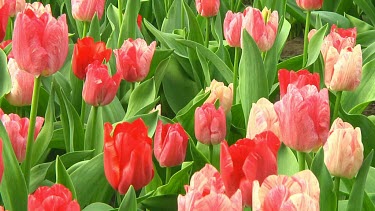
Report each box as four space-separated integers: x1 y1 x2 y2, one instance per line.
352 0 375 25
125 78 156 119
146 168 163 193
84 106 104 157
239 30 268 126
146 49 174 82
363 42 375 65
106 4 120 49
277 54 303 70
152 0 166 29
124 111 159 137
119 186 137 211
118 0 141 46
0 49 11 98
311 11 350 28
346 14 375 34
82 203 114 211
183 0 204 45
140 195 178 211
347 150 374 211
311 148 337 211
357 30 375 48
277 144 299 176
87 13 101 42
56 156 77 199
102 97 126 123
306 24 328 67
161 0 183 33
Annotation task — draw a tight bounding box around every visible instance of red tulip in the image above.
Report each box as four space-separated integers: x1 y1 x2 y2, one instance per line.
195 103 226 145
72 36 112 80
28 184 80 211
178 164 242 211
195 0 220 17
252 170 320 211
82 61 122 106
274 84 330 152
278 69 320 98
5 58 34 106
296 0 323 11
104 118 154 194
0 3 9 42
205 80 233 113
0 109 44 162
220 132 280 207
12 2 68 77
224 11 243 48
114 38 156 82
154 121 189 167
71 0 105 22
0 39 10 49
0 0 25 16
242 7 278 52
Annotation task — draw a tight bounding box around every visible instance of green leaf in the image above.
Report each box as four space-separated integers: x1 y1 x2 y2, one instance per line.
0 49 11 98
183 1 203 45
119 186 137 211
140 195 178 211
277 144 299 176
84 106 104 157
311 11 350 28
82 202 114 211
346 14 374 34
239 30 268 125
161 0 183 33
118 0 141 46
56 156 77 199
87 13 101 42
125 78 156 118
102 97 126 123
306 24 328 67
154 162 193 195
152 0 166 29
277 55 303 70
363 42 375 64
357 30 375 48
124 111 159 137
352 0 375 25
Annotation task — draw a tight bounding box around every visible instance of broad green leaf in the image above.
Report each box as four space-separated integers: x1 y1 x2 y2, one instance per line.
0 49 11 98
140 195 178 211
119 186 137 211
365 167 375 194
311 11 350 28
346 14 374 34
306 24 328 67
56 156 77 199
82 203 114 211
30 163 52 193
87 13 101 42
154 162 193 195
161 0 183 33
363 42 375 64
124 111 159 137
84 106 104 157
183 0 204 44
152 0 166 29
146 49 174 83
125 78 156 118
277 144 299 176
102 97 126 123
357 30 375 48
277 55 303 70
352 0 375 25
118 0 141 46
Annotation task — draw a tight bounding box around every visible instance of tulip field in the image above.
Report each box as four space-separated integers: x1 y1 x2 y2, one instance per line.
1 0 375 210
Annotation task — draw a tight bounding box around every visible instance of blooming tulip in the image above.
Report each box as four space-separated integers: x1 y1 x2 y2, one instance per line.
114 38 156 82
274 84 330 153
71 0 105 22
296 0 323 11
72 36 112 80
82 61 122 106
220 132 280 206
5 58 34 106
178 164 242 211
195 103 226 145
28 184 80 211
205 80 233 113
0 109 44 162
324 118 363 179
0 0 25 16
246 98 280 140
154 121 189 167
195 0 220 17
104 118 154 194
242 7 278 52
278 69 320 98
12 2 68 77
0 3 9 42
224 11 243 47
252 170 320 211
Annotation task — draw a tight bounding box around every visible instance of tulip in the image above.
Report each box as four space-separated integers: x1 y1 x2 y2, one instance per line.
28 184 80 211
71 0 105 22
278 69 320 98
178 164 242 211
0 109 44 162
82 61 122 106
224 11 243 48
72 36 112 80
0 0 25 16
0 3 9 42
114 38 156 82
104 118 154 194
5 58 34 106
324 118 363 179
0 39 10 50
195 0 220 17
220 132 280 206
205 80 233 113
246 98 280 140
154 121 189 167
242 7 278 52
137 14 142 29
12 2 68 77
274 84 330 153
321 25 356 55
296 0 323 10
252 170 320 211
195 103 226 145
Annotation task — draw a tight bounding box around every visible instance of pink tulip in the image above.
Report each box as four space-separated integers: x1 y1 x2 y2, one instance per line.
194 103 226 145
252 170 320 211
71 0 105 22
246 98 280 140
0 109 44 162
278 69 320 98
224 11 243 47
195 0 220 17
296 0 323 10
114 38 156 82
82 61 122 106
0 0 25 16
242 7 278 52
274 84 330 153
154 121 189 167
205 80 233 113
12 2 68 77
324 118 363 179
178 164 242 211
5 58 34 106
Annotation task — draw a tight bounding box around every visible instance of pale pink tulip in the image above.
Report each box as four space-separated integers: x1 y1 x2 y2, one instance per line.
224 11 243 47
246 98 280 140
324 118 363 179
296 0 323 10
195 0 220 17
205 80 233 113
242 7 278 52
71 0 105 22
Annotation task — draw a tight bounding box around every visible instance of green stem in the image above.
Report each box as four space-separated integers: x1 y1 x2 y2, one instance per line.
232 47 240 105
82 21 88 38
80 98 86 124
84 106 98 151
118 0 123 26
261 51 267 62
165 167 171 184
333 91 342 122
302 10 311 68
334 177 340 210
209 144 214 164
116 192 122 207
297 151 305 171
205 17 210 48
23 76 41 189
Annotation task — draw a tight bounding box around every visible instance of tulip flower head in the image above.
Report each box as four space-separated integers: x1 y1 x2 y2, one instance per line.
195 0 220 17
71 0 105 22
224 11 243 48
0 0 25 16
0 2 9 42
296 0 324 11
205 80 234 113
278 69 320 98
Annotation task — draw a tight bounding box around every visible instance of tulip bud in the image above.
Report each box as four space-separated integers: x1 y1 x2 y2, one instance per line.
71 0 105 22
195 0 220 17
296 0 323 11
324 118 363 179
278 69 320 98
194 103 226 145
205 79 233 113
223 11 243 47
